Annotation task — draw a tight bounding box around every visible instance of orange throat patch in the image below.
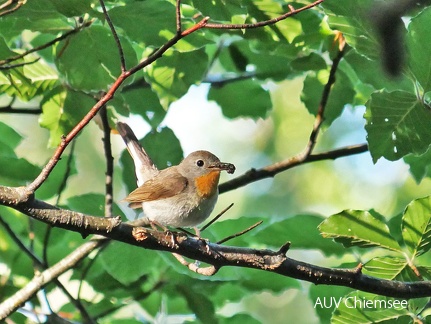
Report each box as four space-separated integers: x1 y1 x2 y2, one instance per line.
194 171 221 198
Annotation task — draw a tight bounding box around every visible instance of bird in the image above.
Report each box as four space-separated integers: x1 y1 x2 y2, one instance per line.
117 122 235 235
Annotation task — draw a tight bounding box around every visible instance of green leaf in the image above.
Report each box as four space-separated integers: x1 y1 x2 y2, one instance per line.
253 215 346 256
177 285 217 324
309 284 351 324
141 127 183 169
0 0 71 36
0 55 58 101
100 241 161 286
331 292 411 324
402 196 431 257
0 156 40 186
121 86 167 128
36 154 77 200
49 0 98 18
343 50 414 94
56 25 137 91
362 257 415 281
290 52 327 72
109 1 176 47
144 48 208 109
66 193 105 216
208 79 271 119
407 7 431 92
40 88 95 147
318 210 402 252
217 40 293 81
192 0 246 23
404 147 431 182
0 120 22 150
364 90 431 162
219 314 260 324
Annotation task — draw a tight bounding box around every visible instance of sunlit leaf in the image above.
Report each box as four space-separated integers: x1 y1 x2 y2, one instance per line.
332 291 411 324
364 90 431 162
402 196 431 257
318 210 402 252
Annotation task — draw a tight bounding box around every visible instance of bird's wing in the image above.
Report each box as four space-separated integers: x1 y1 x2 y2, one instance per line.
123 171 188 209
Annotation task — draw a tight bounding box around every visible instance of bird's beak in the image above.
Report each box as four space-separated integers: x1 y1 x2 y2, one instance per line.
209 162 236 174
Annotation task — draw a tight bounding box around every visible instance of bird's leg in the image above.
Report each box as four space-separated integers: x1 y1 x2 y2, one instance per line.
194 226 211 254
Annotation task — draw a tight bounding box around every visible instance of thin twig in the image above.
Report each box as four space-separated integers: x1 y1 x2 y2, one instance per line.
0 106 42 114
0 20 93 66
216 221 263 244
306 40 347 156
42 140 77 265
0 58 40 70
99 0 126 72
201 203 234 232
99 105 114 217
0 215 95 323
93 280 165 320
175 0 182 34
203 0 324 30
181 16 209 36
0 0 25 17
219 143 368 193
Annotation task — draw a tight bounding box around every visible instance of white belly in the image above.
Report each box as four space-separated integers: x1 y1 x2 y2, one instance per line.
142 191 218 227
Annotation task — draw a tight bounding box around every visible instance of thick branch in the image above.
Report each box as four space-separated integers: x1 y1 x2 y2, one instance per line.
1 188 430 312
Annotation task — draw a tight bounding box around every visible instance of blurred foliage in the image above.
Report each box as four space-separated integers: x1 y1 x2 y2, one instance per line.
1 0 431 323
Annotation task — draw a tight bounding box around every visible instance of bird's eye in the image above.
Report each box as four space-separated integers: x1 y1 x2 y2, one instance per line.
196 159 204 167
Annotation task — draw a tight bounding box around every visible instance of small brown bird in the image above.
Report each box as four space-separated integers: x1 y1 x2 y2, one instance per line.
117 122 235 232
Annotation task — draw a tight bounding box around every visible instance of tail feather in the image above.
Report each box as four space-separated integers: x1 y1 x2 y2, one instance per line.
117 122 158 186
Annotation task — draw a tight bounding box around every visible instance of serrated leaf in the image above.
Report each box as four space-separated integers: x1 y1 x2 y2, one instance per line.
331 291 411 324
365 90 431 162
362 257 415 281
208 79 271 119
402 196 431 257
318 210 402 252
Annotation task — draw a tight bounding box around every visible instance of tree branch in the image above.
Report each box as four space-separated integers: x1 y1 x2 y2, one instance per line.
219 143 368 193
203 0 324 30
1 188 431 321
